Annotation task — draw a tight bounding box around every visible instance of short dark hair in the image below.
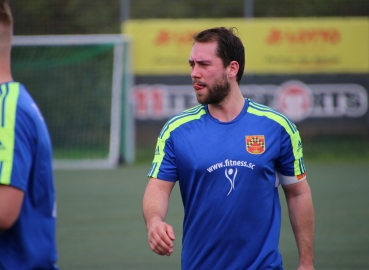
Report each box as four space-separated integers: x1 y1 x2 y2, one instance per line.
193 27 245 84
0 0 12 26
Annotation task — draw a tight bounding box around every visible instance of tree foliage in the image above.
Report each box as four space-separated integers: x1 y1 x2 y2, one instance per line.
10 0 121 35
9 0 369 35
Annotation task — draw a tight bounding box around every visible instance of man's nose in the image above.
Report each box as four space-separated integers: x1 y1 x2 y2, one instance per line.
191 65 200 79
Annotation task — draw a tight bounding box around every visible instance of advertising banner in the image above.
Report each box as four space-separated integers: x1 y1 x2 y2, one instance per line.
123 18 369 75
132 82 368 123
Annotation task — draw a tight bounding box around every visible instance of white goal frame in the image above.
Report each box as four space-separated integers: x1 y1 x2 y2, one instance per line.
12 34 135 169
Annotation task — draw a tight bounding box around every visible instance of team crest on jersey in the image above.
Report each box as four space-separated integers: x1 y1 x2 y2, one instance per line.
246 135 265 154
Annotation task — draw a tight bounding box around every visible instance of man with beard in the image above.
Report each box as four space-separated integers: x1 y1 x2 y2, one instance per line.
143 27 314 270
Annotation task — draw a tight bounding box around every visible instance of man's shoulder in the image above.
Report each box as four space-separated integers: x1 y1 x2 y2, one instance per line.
159 104 206 138
1 82 33 109
174 104 206 120
11 83 47 124
247 99 298 134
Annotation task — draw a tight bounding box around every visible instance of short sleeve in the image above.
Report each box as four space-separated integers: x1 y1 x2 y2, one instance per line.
275 127 306 186
148 135 178 181
10 104 34 190
0 83 33 190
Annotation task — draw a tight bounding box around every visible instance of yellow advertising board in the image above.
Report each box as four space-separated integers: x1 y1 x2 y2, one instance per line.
122 18 369 75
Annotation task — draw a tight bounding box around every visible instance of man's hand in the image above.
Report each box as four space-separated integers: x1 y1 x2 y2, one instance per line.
143 177 176 255
147 220 175 256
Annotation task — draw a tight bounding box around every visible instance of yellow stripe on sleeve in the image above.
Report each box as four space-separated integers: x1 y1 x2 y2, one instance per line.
0 83 20 185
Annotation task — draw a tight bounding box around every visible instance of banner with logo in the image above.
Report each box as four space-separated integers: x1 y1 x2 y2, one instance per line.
132 82 368 123
123 18 369 75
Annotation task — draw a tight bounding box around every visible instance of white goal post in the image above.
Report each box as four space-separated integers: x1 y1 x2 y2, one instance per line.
12 34 135 169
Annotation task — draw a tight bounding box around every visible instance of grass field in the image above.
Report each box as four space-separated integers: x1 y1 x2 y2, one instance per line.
55 161 369 270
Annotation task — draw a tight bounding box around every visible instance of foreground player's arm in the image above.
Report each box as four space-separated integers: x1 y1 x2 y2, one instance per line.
143 177 176 256
0 185 24 233
282 179 314 270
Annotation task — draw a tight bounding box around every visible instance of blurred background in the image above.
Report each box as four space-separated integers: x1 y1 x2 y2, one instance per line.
9 0 369 164
7 0 369 269
10 0 369 35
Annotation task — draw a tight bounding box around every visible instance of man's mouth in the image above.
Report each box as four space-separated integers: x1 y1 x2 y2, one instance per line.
193 83 206 91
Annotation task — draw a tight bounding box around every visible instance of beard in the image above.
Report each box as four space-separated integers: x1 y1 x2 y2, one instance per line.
195 73 230 105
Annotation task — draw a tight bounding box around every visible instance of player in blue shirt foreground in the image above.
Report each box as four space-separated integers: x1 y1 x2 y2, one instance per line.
143 27 314 269
0 1 58 269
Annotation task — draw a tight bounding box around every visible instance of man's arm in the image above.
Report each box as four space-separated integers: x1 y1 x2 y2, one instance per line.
143 177 176 256
282 180 314 270
0 185 24 233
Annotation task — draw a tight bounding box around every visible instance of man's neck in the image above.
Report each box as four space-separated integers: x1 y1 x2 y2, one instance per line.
208 87 245 122
0 64 13 84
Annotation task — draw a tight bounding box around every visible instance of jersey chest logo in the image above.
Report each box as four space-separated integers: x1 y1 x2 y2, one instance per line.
245 135 265 154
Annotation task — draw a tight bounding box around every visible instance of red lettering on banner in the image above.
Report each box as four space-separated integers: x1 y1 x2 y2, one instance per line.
175 31 193 44
154 29 195 46
133 86 165 119
134 87 149 118
151 87 163 117
266 29 283 44
155 30 171 45
266 28 341 45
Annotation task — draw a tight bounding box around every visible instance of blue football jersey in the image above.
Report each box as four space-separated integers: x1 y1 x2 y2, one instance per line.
0 82 58 269
148 98 306 269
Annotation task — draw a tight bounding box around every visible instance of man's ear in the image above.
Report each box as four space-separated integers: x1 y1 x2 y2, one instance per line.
227 60 239 80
